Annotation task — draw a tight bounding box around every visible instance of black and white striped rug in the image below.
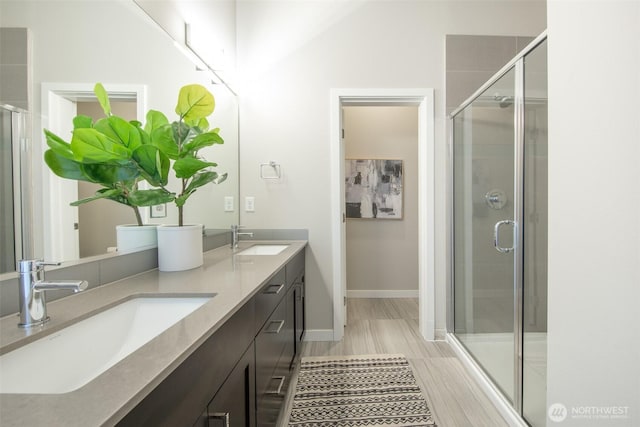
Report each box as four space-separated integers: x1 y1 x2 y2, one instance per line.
288 354 436 427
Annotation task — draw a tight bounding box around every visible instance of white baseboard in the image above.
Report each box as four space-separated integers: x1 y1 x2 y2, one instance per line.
347 290 419 298
434 328 447 341
446 333 528 427
303 329 335 341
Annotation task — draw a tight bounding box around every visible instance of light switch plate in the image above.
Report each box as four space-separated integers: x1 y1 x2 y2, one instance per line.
224 196 234 212
245 196 255 212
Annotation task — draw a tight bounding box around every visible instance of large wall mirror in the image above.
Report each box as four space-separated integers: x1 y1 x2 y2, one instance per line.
0 0 239 273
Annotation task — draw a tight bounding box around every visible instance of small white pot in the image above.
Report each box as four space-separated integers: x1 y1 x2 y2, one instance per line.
157 224 204 272
116 224 158 253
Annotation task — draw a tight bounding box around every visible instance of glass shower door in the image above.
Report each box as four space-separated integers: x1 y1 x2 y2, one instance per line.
453 67 517 402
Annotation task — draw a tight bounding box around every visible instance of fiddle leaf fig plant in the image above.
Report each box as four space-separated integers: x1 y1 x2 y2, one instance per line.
147 83 228 226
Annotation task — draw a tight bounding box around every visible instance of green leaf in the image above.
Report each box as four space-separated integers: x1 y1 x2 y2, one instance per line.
70 188 122 206
44 129 74 159
131 120 151 145
184 171 216 193
71 128 131 163
144 110 169 134
173 157 216 179
94 116 142 151
151 125 179 160
193 117 209 131
132 145 170 186
213 172 228 184
175 84 215 123
82 161 139 184
172 121 199 147
128 189 175 207
73 115 93 129
175 192 191 207
44 149 93 182
94 83 111 116
183 131 224 153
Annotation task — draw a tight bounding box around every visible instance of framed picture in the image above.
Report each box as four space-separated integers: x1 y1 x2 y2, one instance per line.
150 203 167 218
345 159 403 219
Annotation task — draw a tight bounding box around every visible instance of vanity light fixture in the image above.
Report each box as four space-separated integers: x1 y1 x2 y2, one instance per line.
183 23 226 87
172 39 222 86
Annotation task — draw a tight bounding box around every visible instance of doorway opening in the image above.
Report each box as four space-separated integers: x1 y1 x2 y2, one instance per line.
343 105 419 303
330 89 435 341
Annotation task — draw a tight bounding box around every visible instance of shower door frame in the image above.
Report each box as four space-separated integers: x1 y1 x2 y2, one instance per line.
1 104 33 273
446 31 547 425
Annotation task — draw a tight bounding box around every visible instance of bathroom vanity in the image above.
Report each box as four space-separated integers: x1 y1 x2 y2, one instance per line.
0 241 306 427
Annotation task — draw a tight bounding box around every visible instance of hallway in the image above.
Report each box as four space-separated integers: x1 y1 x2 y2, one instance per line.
287 298 508 426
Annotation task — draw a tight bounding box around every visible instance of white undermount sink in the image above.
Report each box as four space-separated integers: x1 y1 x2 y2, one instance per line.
0 295 212 394
237 244 289 256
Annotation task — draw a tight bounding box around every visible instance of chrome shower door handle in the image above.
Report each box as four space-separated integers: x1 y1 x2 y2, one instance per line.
494 220 516 253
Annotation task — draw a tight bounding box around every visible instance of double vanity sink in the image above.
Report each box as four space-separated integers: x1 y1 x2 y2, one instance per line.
0 241 306 426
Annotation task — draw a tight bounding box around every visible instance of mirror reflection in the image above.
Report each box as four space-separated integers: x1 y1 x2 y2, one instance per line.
0 0 239 271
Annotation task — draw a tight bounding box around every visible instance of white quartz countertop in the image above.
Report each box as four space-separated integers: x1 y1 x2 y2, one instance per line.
0 240 307 427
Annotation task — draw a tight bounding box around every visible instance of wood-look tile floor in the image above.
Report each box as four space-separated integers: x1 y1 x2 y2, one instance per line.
281 298 508 427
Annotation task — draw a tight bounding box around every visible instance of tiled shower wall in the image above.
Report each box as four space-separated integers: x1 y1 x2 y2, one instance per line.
446 34 534 115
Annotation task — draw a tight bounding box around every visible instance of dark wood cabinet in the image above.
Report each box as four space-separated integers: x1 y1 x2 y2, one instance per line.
120 248 305 427
117 299 255 427
193 343 256 427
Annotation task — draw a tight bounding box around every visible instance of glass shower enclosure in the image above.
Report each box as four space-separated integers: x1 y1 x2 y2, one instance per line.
449 35 547 427
0 104 32 274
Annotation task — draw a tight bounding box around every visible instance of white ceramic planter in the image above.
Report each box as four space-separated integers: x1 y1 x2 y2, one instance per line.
116 225 158 253
157 224 204 272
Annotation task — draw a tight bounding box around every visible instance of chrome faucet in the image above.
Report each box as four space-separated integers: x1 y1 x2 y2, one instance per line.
17 259 88 328
231 225 254 249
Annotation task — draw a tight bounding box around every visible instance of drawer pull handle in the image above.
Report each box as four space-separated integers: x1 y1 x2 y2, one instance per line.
208 412 230 427
266 376 286 395
264 283 285 295
266 319 285 334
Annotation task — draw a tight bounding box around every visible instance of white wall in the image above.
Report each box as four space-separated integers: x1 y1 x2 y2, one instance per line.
0 0 238 259
344 106 418 295
236 0 546 332
547 1 640 425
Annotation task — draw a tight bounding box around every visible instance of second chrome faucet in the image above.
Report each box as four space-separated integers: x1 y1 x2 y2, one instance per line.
231 225 254 249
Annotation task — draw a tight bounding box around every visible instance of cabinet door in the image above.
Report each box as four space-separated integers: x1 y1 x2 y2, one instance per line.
293 277 305 359
204 342 256 427
282 285 295 370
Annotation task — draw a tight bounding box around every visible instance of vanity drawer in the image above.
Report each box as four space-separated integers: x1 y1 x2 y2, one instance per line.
255 301 287 400
254 268 287 332
257 347 292 427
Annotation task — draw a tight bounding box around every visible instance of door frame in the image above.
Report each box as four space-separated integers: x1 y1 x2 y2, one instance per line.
40 83 146 261
330 88 435 341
